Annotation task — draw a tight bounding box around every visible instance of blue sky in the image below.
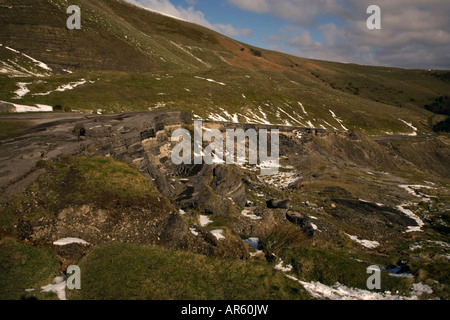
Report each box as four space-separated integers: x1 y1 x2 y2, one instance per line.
128 0 450 70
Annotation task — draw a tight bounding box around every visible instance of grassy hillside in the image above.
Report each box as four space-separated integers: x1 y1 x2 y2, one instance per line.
1 0 450 135
67 242 311 300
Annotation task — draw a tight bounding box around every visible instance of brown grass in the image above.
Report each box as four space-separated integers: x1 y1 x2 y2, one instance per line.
255 217 308 256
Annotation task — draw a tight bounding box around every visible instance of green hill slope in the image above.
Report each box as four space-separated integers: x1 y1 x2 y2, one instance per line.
1 0 450 135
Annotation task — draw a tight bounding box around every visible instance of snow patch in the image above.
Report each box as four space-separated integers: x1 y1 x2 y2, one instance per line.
291 277 416 300
33 79 89 96
410 283 433 297
13 82 31 98
258 171 300 189
189 227 199 236
2 101 53 113
396 205 424 233
220 108 239 123
171 41 211 67
241 210 262 220
399 119 418 136
409 243 422 251
278 107 304 126
41 277 66 300
323 120 339 131
298 102 308 115
247 108 271 125
211 229 225 240
21 52 52 72
194 76 226 86
5 46 52 73
208 113 228 122
153 102 166 109
274 259 293 273
345 233 380 249
399 185 435 202
5 46 19 54
199 215 213 227
329 110 348 131
53 238 89 246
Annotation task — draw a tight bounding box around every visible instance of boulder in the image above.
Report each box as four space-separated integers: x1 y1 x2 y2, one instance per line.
287 177 303 189
0 101 16 113
286 211 309 228
267 199 290 209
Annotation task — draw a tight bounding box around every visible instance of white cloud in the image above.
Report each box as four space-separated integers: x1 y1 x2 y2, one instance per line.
127 0 253 38
288 31 314 47
252 0 450 69
127 0 450 68
228 0 270 14
214 24 253 37
228 0 342 25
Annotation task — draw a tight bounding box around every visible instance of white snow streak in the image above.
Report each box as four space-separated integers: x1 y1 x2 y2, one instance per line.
194 76 226 86
241 210 262 220
399 119 418 136
345 233 380 249
211 229 225 240
396 205 424 233
53 238 89 246
329 110 348 131
41 277 66 300
199 215 213 227
33 79 89 96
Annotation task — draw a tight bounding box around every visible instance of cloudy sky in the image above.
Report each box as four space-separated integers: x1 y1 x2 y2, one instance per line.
127 0 450 70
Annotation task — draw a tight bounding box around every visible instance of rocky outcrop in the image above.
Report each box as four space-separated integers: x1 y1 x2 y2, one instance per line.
177 165 246 215
286 211 315 238
2 110 448 266
2 111 256 262
330 199 419 240
0 101 15 113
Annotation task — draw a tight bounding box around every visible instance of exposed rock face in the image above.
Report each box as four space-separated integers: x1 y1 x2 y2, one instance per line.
176 165 246 216
286 211 309 228
0 111 256 260
330 199 419 241
18 194 248 260
2 110 448 263
0 101 16 113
